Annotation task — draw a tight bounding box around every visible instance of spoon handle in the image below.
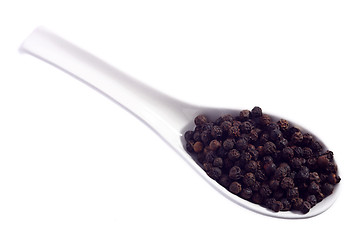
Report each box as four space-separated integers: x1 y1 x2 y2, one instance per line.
20 27 193 142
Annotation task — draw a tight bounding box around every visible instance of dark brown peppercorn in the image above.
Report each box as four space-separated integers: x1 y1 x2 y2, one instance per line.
322 183 334 196
302 147 313 159
263 141 277 155
220 121 232 132
282 147 294 160
317 155 329 169
243 172 256 187
260 114 272 126
251 106 263 118
228 149 241 161
235 137 248 151
270 129 282 141
291 197 304 210
327 173 338 184
291 131 303 144
229 166 242 180
274 166 288 180
278 119 289 132
228 126 240 138
200 130 212 144
239 110 251 121
240 187 253 200
193 141 203 153
280 199 291 211
296 166 310 182
251 193 263 204
240 121 253 133
280 177 295 190
194 115 208 126
308 181 321 194
289 157 305 170
287 187 299 200
223 138 235 150
263 162 277 176
245 160 258 173
271 201 283 212
209 140 221 151
213 157 223 168
302 133 313 146
207 167 222 180
301 201 312 214
184 131 194 141
306 195 317 207
211 126 223 139
218 175 231 188
259 184 272 198
269 179 280 191
229 182 242 194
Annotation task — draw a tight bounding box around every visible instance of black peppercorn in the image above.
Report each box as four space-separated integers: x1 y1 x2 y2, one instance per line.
291 197 304 210
193 141 204 153
263 162 277 176
200 130 212 144
213 157 223 168
317 155 329 169
245 160 258 173
229 166 242 180
228 149 241 161
239 110 251 121
301 201 312 214
218 175 231 188
194 115 208 126
251 193 263 204
211 126 223 139
259 184 272 198
207 167 222 180
209 140 221 151
296 166 310 182
220 120 232 132
269 179 280 191
322 183 334 196
240 121 253 133
240 188 253 200
308 181 321 194
280 199 292 211
280 177 295 190
223 138 235 151
270 129 282 141
289 157 305 170
251 106 263 118
242 172 256 187
278 119 289 132
229 182 242 194
263 141 277 155
306 195 317 207
282 147 294 160
184 130 194 141
271 201 283 212
287 187 299 200
228 126 240 138
291 131 303 145
235 137 248 151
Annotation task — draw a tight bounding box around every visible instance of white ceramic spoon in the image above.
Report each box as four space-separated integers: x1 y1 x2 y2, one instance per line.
20 27 340 219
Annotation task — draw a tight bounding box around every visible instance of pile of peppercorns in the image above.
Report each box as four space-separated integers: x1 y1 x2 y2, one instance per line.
184 107 340 214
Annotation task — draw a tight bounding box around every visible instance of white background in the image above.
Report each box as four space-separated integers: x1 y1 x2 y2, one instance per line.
0 1 359 239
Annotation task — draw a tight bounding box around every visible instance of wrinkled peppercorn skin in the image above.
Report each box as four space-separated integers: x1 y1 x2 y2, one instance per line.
184 107 340 214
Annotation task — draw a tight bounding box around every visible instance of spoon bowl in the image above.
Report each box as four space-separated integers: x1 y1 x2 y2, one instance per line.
20 27 340 219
